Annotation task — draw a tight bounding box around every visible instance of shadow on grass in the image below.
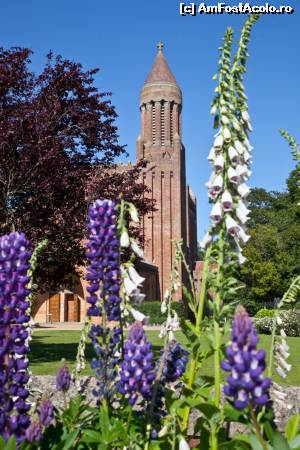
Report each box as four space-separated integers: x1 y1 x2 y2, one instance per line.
30 338 162 366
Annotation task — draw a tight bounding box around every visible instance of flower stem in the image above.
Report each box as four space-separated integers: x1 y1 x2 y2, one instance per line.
181 245 212 431
267 314 277 378
249 405 268 450
214 227 225 408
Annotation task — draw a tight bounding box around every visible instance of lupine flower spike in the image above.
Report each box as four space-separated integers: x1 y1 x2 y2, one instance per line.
0 232 32 443
119 322 155 405
222 305 271 409
86 199 121 321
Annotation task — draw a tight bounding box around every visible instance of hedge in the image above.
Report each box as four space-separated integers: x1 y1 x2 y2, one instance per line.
133 301 185 325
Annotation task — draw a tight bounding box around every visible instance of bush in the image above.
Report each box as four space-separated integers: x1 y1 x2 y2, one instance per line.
255 308 277 318
254 309 300 337
134 301 185 325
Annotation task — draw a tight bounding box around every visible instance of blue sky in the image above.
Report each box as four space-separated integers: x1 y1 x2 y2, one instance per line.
1 1 299 238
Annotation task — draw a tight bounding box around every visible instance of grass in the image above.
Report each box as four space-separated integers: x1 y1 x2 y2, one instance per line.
29 330 300 386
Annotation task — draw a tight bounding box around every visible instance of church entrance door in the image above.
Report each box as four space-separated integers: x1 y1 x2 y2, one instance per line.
49 293 60 323
64 294 80 322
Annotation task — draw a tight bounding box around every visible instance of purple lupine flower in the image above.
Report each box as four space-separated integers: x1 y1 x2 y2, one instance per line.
89 325 122 404
56 364 71 392
221 305 271 409
0 232 31 442
86 199 121 321
25 421 43 444
162 342 189 383
119 322 155 405
38 399 54 427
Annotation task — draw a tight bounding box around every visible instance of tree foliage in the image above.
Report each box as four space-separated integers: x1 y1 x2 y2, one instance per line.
0 47 152 290
240 131 300 309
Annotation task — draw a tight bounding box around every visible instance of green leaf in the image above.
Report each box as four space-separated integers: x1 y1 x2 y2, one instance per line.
285 414 300 443
0 437 17 450
289 433 300 449
223 404 246 423
81 429 102 443
60 430 80 450
197 402 220 419
273 432 290 450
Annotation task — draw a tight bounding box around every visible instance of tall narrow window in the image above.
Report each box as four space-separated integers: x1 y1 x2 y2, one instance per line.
170 103 173 145
161 101 165 146
151 103 156 144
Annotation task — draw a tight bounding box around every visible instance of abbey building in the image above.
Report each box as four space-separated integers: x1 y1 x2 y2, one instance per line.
33 44 197 323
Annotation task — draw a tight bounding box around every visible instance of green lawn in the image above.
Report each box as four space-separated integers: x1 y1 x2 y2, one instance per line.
29 330 300 386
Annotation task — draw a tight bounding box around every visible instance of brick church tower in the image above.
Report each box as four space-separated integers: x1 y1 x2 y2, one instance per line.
136 43 197 301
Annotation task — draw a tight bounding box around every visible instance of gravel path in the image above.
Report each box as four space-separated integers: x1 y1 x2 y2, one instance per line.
30 376 300 433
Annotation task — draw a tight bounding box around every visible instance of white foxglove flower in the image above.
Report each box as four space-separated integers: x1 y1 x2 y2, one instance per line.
131 308 148 323
238 183 250 199
205 173 216 189
120 230 130 248
161 299 167 314
132 290 146 304
238 227 251 243
179 437 190 450
236 202 250 224
208 147 216 162
221 191 233 212
128 266 145 286
210 202 222 224
228 167 239 184
168 331 176 342
238 252 246 264
199 232 212 248
220 106 227 114
213 134 224 150
130 239 144 258
242 110 250 122
223 127 231 142
276 354 291 372
210 104 217 115
124 277 138 296
243 150 251 162
214 154 224 172
232 118 241 131
159 325 167 338
212 175 223 193
276 366 287 379
236 164 248 177
221 115 230 125
129 204 139 223
234 140 245 155
276 315 283 326
225 216 239 236
166 311 180 330
228 146 239 163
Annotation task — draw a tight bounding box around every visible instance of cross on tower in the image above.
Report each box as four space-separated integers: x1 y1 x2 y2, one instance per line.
157 42 164 51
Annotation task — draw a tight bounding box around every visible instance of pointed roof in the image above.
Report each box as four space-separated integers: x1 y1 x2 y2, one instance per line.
144 42 178 86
